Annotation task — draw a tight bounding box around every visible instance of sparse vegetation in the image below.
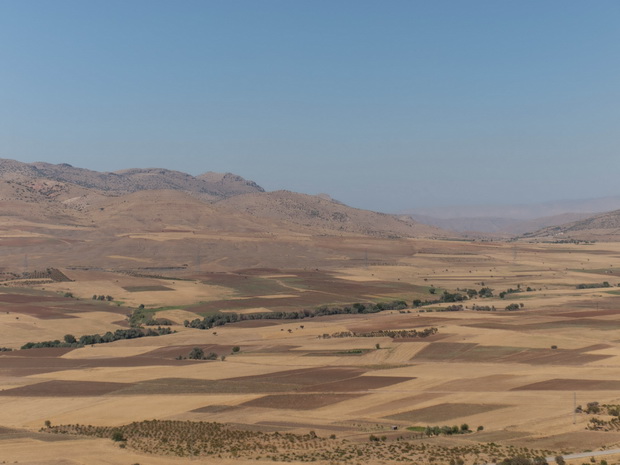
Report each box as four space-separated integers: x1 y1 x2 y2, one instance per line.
576 282 612 289
328 327 438 339
42 420 551 463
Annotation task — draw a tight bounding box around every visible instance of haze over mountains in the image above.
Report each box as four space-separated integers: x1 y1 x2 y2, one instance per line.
404 196 620 235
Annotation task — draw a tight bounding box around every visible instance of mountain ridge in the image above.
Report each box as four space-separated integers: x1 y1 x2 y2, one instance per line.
0 158 264 199
0 158 446 272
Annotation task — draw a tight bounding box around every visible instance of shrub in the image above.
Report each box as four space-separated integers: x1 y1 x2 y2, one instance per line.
111 429 125 442
188 347 205 360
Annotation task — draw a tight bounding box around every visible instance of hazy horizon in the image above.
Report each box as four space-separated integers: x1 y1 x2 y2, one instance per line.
2 1 619 212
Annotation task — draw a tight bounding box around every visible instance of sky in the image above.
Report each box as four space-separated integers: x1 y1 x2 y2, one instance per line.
1 1 619 213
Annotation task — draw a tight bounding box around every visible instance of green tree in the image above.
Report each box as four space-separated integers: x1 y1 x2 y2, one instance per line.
111 429 125 442
188 347 205 360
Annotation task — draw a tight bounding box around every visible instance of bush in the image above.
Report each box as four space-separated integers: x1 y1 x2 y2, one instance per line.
188 347 205 360
111 429 125 442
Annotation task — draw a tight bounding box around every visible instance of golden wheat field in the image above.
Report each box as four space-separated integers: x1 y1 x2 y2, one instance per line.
2 238 620 464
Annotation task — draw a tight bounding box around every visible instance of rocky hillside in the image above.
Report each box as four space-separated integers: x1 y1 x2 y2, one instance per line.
524 210 620 241
218 190 443 238
0 158 264 199
0 159 449 272
412 212 594 236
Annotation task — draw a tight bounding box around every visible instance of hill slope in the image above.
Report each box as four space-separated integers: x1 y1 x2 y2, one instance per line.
218 190 443 238
524 210 620 241
0 158 264 199
0 159 448 272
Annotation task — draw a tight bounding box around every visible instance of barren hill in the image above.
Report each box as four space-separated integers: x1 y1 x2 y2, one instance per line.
0 159 448 273
218 190 443 238
0 158 264 199
524 209 620 241
411 212 594 236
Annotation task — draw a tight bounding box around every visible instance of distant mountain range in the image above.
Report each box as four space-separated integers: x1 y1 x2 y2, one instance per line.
404 196 620 236
0 158 264 199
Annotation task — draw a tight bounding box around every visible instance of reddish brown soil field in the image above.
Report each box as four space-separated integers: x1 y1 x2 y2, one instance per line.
242 393 363 410
231 367 366 386
0 352 195 376
120 377 297 395
413 343 612 365
247 344 300 353
301 376 414 392
3 347 75 357
5 305 77 319
557 310 620 318
0 380 131 397
0 294 63 304
360 393 448 414
430 374 522 392
513 379 620 391
385 403 508 423
191 405 241 414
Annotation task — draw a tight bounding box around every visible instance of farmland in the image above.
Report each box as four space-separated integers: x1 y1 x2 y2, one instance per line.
2 238 620 464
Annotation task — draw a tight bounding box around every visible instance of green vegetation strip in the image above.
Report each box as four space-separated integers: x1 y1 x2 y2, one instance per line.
184 300 409 330
21 327 173 350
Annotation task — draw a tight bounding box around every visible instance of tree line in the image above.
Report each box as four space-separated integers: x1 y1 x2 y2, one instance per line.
183 300 409 330
21 327 173 350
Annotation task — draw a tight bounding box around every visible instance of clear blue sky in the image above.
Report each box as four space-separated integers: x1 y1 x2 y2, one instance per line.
1 0 619 212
